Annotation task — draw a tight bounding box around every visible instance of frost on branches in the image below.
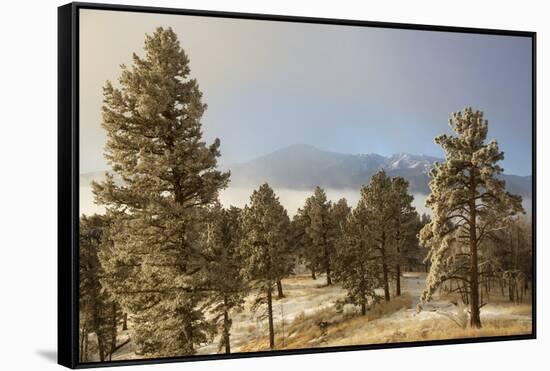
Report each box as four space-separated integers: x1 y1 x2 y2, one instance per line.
239 183 292 349
419 108 524 328
92 27 229 356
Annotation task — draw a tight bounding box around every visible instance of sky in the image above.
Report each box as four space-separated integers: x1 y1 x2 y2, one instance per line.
79 9 533 176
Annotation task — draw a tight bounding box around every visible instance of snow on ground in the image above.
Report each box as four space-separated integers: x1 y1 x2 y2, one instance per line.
110 272 532 358
329 272 532 347
197 275 348 354
197 272 453 354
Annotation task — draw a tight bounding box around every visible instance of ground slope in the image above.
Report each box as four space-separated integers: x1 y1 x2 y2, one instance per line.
108 272 531 359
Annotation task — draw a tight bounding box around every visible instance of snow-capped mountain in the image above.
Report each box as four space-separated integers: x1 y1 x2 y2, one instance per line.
385 153 440 173
80 144 532 197
225 144 531 196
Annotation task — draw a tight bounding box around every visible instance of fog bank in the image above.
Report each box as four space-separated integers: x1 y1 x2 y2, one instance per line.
80 185 531 219
220 186 431 217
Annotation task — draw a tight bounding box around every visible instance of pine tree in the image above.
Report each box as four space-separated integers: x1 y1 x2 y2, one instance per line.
360 170 395 301
93 27 229 356
329 198 352 247
79 214 121 362
334 198 382 315
240 183 291 350
304 187 334 285
200 204 247 354
389 177 418 296
292 199 318 279
419 107 524 328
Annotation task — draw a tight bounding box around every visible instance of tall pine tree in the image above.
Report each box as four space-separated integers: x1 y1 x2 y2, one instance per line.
329 198 352 248
420 107 523 328
200 204 247 354
389 177 418 296
361 170 395 301
93 27 229 356
304 187 334 285
292 198 318 279
334 199 380 315
240 183 290 350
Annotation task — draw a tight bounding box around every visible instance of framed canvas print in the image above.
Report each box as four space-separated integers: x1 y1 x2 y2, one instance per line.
58 2 536 369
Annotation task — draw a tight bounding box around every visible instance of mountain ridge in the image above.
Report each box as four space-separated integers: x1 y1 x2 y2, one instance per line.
226 144 532 197
80 143 532 197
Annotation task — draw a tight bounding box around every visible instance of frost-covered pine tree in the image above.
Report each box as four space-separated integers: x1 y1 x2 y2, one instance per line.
79 214 121 362
240 183 291 349
292 198 318 279
93 27 229 356
334 197 380 315
420 107 524 328
389 177 418 296
361 170 395 301
329 198 352 246
200 204 247 354
304 186 334 285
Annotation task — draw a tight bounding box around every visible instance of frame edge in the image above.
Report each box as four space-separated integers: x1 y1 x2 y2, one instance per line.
58 2 78 369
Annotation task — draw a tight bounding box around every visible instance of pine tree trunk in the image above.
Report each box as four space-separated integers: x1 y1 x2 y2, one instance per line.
98 337 105 362
110 303 117 360
276 279 284 299
381 232 390 301
360 266 368 316
223 296 231 354
185 319 195 354
520 283 525 303
79 329 86 362
324 245 332 286
83 333 88 362
267 285 275 350
383 262 390 301
395 264 401 296
469 177 481 328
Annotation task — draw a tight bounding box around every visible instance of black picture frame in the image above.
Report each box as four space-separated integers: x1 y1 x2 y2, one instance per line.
58 2 537 369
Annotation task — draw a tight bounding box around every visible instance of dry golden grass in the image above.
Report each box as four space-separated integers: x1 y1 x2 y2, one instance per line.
239 305 336 352
239 295 412 352
490 303 532 316
237 293 532 353
337 317 532 346
367 295 413 321
333 298 532 346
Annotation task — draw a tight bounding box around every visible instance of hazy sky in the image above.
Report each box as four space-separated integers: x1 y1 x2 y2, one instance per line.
80 9 533 175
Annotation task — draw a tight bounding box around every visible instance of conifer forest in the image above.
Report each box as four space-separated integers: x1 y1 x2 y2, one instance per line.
78 22 533 362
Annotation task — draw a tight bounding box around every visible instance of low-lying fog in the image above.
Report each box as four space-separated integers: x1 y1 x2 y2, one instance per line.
219 187 431 217
80 185 431 217
80 185 532 219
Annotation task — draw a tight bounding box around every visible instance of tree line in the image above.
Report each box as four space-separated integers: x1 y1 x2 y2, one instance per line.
81 173 425 358
78 27 531 361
